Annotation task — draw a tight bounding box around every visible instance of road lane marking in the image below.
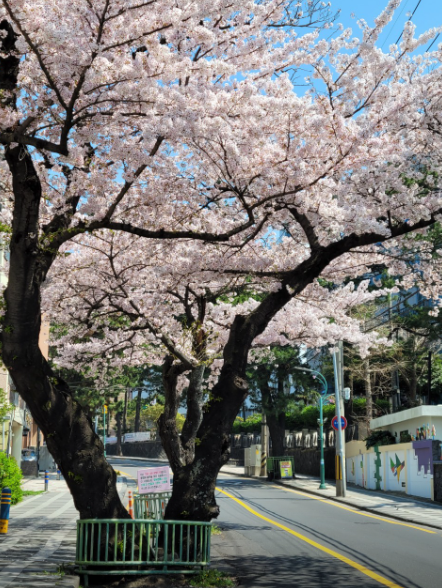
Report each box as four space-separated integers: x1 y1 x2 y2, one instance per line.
117 468 137 482
271 485 435 534
217 486 405 588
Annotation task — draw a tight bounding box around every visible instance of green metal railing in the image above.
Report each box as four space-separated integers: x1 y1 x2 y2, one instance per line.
266 456 295 480
76 518 212 586
133 491 172 520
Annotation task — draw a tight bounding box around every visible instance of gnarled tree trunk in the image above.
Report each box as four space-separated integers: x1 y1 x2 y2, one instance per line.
364 359 373 425
134 388 142 432
2 144 128 520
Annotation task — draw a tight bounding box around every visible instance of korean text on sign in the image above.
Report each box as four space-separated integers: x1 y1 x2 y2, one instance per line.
137 466 171 494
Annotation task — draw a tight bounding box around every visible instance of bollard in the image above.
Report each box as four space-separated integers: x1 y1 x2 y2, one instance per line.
127 490 134 519
44 470 49 491
0 487 12 534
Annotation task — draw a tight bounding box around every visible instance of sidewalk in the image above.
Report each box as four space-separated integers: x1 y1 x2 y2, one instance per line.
220 462 442 530
0 473 79 588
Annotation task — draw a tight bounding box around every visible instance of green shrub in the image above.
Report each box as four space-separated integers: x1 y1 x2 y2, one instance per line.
232 413 262 434
299 405 320 428
286 408 302 430
323 404 337 422
352 398 390 415
364 430 396 450
0 453 23 505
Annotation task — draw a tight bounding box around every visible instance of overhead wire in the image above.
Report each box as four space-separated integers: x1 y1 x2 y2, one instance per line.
381 0 410 48
395 0 423 45
426 33 440 52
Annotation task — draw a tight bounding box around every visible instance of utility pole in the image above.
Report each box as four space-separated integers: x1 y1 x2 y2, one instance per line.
332 346 346 497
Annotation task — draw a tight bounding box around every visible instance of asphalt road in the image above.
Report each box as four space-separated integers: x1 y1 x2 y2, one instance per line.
109 457 442 588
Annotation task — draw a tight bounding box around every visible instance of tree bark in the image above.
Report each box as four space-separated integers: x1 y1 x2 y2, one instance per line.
261 379 286 457
123 388 128 434
364 359 373 425
266 411 286 457
1 144 129 520
134 388 142 432
116 411 123 457
409 366 418 405
158 358 206 470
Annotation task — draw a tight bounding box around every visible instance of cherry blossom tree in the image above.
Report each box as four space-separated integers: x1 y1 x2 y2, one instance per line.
44 230 413 520
0 0 341 519
2 0 442 521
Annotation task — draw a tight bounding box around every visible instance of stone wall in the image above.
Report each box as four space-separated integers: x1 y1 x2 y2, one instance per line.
229 433 337 478
285 448 336 479
106 440 167 460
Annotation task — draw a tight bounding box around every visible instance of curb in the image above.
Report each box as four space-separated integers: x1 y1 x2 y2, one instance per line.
220 467 442 531
272 480 442 531
108 456 169 463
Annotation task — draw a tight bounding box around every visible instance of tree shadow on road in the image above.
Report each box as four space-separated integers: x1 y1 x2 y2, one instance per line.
213 552 403 588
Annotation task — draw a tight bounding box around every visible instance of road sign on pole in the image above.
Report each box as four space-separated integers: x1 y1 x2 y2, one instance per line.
331 415 347 431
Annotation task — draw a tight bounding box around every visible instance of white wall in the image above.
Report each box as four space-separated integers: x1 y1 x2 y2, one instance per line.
346 441 434 499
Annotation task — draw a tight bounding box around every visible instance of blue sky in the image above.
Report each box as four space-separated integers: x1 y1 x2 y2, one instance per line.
330 0 442 49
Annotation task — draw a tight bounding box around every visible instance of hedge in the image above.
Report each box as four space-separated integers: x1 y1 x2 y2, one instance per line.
0 452 23 505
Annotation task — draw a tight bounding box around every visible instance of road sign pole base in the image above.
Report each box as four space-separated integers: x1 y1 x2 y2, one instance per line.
318 483 327 490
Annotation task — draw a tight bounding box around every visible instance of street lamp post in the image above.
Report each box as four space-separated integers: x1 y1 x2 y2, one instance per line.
293 366 330 490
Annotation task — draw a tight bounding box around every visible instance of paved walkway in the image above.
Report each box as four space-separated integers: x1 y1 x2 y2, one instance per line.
220 463 442 530
0 473 78 588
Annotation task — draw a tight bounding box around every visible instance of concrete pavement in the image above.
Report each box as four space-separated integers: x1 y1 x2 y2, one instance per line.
0 473 79 588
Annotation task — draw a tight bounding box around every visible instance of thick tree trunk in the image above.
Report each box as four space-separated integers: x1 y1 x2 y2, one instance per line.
364 359 373 424
409 367 418 405
134 388 142 432
123 388 128 434
2 145 128 520
266 411 286 456
261 379 286 457
164 316 253 521
116 411 123 457
158 358 205 471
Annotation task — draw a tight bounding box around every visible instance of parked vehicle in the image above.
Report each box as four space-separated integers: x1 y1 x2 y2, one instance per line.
21 450 37 462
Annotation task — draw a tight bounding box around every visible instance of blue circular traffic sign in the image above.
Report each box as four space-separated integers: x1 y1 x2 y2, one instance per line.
331 415 347 431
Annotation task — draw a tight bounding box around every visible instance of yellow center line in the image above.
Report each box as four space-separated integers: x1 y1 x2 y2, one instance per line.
271 485 435 534
115 469 138 491
216 486 405 588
